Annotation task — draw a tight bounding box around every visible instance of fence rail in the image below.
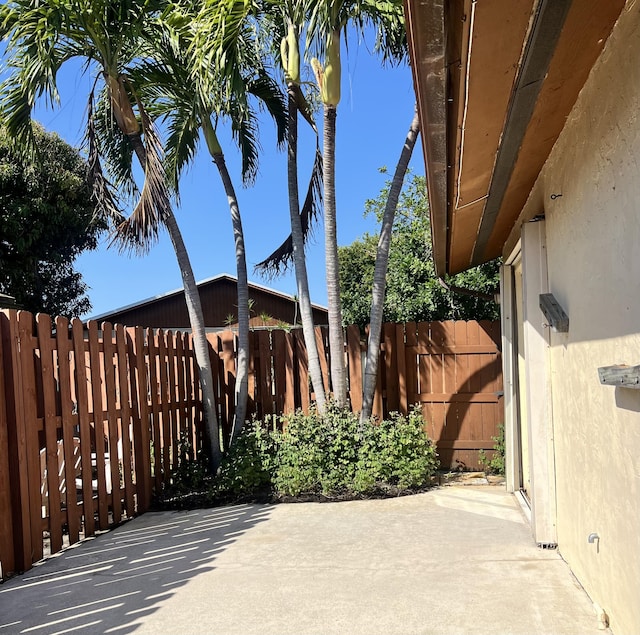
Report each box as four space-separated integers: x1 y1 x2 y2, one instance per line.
0 311 501 579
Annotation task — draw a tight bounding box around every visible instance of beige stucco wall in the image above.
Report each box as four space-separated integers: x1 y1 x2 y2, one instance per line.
509 2 640 633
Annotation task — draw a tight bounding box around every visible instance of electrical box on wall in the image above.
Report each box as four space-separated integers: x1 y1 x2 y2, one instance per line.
598 365 640 389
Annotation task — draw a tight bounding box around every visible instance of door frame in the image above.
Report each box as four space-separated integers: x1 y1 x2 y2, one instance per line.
501 221 558 546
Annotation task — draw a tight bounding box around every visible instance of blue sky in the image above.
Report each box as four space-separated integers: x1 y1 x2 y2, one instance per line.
30 31 423 318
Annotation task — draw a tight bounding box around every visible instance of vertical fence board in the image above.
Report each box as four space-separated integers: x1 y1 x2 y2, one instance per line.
157 330 171 483
147 330 162 492
166 332 178 470
175 333 187 441
383 323 399 414
18 312 42 562
37 314 63 554
283 333 295 415
220 331 236 442
71 319 95 537
0 311 31 573
55 317 81 545
273 331 286 415
346 326 362 413
102 323 122 525
257 331 273 418
314 326 330 398
115 325 135 517
131 327 151 512
87 321 109 529
0 313 17 574
294 330 309 413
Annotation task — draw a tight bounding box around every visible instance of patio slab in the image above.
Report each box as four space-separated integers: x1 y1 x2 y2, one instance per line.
0 486 606 634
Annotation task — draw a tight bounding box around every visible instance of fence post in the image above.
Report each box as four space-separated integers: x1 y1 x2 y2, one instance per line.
0 311 36 573
0 311 17 576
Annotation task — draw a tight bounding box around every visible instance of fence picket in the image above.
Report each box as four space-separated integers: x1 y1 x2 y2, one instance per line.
346 326 362 413
19 312 43 562
71 319 95 537
102 323 122 524
55 317 81 545
88 321 110 529
115 325 135 516
0 313 17 574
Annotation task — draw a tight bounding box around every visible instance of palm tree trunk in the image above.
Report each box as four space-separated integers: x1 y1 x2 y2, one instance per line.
287 86 326 413
128 134 222 471
212 151 250 444
360 109 420 423
323 104 347 408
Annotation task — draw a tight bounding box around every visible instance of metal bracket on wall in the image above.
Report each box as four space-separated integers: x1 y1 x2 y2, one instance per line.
598 365 640 389
539 293 569 332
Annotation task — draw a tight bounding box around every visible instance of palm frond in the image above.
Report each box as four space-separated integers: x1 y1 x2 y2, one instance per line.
93 85 139 201
112 93 169 253
248 71 287 147
85 92 126 229
254 145 323 277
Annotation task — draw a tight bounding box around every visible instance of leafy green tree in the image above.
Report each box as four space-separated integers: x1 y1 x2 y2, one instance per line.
339 174 500 329
0 124 104 317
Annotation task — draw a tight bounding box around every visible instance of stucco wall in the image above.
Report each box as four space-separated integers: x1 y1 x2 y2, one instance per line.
512 3 640 633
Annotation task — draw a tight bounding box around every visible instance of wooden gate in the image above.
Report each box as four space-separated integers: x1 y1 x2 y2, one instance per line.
405 321 502 470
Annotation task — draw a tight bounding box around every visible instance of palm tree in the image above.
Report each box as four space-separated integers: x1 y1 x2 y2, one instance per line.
307 0 406 408
137 6 288 442
248 1 328 413
0 0 223 470
360 108 419 423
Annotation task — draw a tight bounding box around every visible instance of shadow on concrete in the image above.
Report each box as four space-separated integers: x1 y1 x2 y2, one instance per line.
0 502 273 634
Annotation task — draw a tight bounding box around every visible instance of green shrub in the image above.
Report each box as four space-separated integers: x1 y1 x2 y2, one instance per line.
357 408 440 491
216 419 278 496
220 403 439 500
479 423 505 475
170 433 209 492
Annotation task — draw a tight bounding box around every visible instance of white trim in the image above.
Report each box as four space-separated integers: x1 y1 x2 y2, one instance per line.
521 220 557 545
500 262 521 494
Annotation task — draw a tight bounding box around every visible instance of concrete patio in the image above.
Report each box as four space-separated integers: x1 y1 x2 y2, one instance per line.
0 485 606 634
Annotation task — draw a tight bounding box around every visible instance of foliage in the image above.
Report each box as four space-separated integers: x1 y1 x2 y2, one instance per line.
339 174 501 328
216 420 278 496
215 403 439 500
0 124 104 317
478 424 505 475
166 433 210 495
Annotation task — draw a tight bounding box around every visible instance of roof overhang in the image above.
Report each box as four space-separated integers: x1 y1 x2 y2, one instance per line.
405 0 626 275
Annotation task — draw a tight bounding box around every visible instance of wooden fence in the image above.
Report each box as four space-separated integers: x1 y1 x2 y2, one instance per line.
0 312 501 578
0 310 202 578
236 321 503 470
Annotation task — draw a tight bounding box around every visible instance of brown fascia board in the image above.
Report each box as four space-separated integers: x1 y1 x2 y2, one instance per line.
471 0 573 266
405 0 448 277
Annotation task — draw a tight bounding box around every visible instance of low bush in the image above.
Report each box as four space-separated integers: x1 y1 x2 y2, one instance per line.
216 403 439 501
478 423 505 475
